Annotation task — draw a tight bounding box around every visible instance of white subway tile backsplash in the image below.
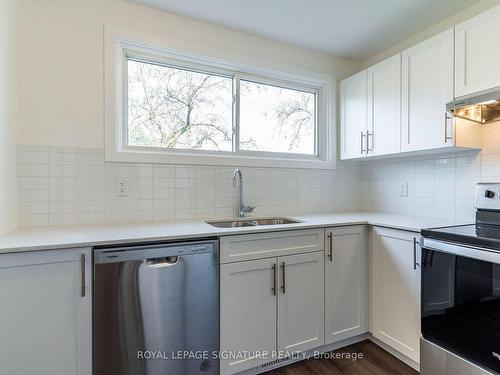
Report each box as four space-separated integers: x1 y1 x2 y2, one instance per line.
77 152 104 165
18 177 49 190
48 151 77 165
18 151 49 164
78 165 105 177
49 189 78 202
18 164 49 177
18 202 49 215
49 213 78 226
18 214 49 227
49 176 78 190
18 189 48 202
17 144 362 227
49 201 78 214
362 122 500 224
153 210 175 221
18 145 48 152
77 212 105 225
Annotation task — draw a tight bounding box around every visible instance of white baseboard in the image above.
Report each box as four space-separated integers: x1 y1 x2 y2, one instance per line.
369 334 420 371
237 333 370 375
234 332 420 375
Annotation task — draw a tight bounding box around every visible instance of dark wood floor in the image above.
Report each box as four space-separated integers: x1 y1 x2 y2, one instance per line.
263 340 418 375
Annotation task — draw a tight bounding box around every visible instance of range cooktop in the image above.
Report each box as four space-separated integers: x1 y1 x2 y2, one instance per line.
421 224 500 251
422 183 500 251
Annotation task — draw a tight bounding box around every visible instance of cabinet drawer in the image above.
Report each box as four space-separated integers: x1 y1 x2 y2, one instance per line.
220 229 325 263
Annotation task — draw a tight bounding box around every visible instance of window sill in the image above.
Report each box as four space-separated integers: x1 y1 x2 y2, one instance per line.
105 148 336 169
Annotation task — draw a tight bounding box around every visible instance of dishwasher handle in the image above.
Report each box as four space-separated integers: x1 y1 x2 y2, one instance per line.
145 256 179 267
94 240 218 264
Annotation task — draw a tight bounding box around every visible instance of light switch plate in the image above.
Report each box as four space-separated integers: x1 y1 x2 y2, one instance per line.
400 182 408 197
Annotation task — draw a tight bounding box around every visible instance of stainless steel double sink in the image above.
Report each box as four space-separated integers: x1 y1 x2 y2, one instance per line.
206 217 302 228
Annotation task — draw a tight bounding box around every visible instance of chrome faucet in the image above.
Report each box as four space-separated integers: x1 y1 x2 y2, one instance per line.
233 169 255 218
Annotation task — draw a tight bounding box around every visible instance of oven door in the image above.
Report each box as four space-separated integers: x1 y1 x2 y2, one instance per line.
421 238 500 373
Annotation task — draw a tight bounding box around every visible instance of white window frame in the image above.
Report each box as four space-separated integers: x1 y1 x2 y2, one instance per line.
104 28 336 169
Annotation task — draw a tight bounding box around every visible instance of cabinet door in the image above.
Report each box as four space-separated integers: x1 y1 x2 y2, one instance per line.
455 5 500 97
367 54 401 156
370 227 420 363
340 70 368 159
401 29 454 152
277 252 324 353
325 226 367 344
0 248 91 375
220 258 277 375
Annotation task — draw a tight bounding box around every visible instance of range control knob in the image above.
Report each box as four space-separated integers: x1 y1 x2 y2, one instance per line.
484 190 496 198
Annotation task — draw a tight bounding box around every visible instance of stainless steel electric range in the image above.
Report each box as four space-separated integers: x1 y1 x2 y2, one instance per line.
420 183 500 375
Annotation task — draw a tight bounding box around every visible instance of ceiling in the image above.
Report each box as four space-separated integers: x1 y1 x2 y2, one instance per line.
129 0 481 61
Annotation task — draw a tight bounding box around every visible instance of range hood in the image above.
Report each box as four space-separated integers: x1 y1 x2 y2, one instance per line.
447 88 500 124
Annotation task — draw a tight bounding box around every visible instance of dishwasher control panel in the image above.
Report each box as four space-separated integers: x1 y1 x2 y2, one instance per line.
94 240 218 264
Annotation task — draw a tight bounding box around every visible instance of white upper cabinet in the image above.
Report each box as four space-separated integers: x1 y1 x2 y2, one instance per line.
455 5 500 97
340 54 402 160
340 70 368 159
401 29 454 152
0 248 92 375
367 54 401 156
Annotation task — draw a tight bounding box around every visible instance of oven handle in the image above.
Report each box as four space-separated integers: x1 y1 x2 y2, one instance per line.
422 237 500 264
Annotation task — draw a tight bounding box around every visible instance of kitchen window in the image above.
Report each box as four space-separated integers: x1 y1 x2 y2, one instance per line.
105 30 335 168
127 59 234 153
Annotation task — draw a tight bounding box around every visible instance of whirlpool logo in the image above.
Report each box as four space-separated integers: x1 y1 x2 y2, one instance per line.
492 352 500 360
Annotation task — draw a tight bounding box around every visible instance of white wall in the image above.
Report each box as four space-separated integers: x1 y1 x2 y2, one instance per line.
14 0 364 227
17 0 361 148
0 0 18 234
16 0 500 227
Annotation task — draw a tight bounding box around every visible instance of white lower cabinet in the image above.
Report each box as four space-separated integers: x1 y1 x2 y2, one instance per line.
221 225 423 374
0 248 92 375
324 226 367 344
277 252 324 353
220 258 277 374
370 227 420 363
220 230 325 375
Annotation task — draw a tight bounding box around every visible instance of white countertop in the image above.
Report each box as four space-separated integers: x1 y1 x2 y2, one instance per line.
0 211 464 254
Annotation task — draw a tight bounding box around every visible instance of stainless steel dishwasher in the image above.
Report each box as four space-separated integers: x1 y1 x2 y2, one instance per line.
94 239 219 375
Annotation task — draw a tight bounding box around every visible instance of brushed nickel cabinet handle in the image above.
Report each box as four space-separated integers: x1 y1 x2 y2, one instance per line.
444 112 453 143
271 263 277 296
360 131 366 154
367 131 373 152
80 253 86 297
413 238 421 270
328 233 333 262
280 262 286 294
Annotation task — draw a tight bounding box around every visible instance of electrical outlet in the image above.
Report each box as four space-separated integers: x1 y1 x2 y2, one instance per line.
400 182 408 197
115 179 129 197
